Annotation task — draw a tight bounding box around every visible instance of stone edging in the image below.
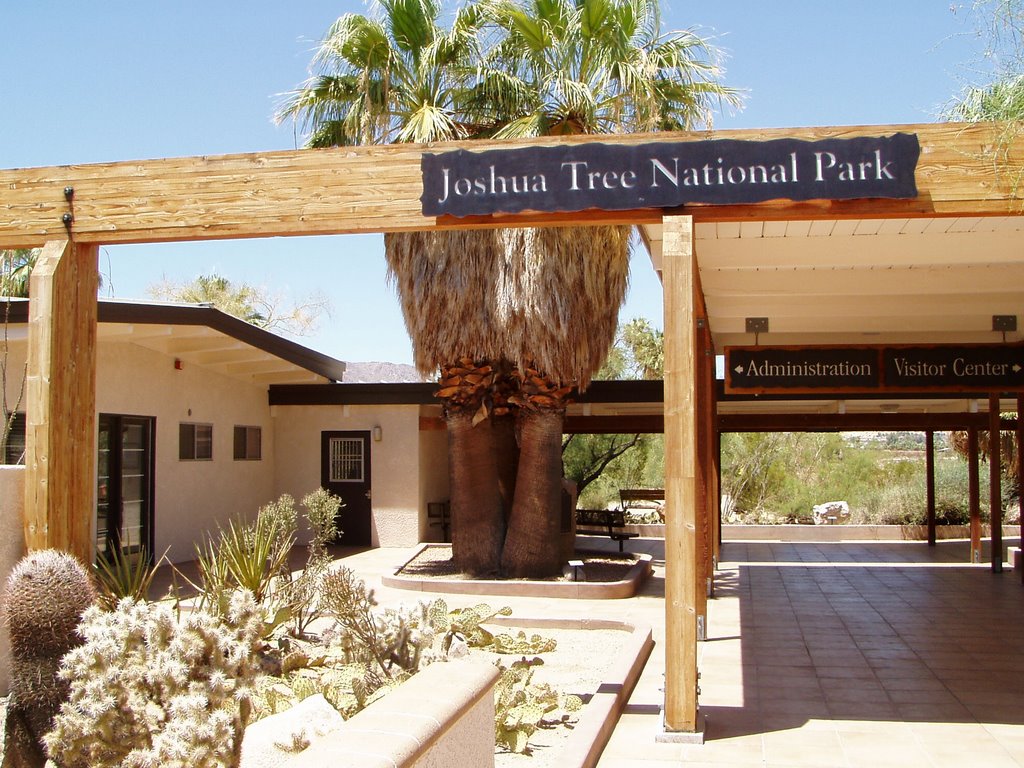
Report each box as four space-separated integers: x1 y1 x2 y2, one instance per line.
489 616 654 768
382 543 653 599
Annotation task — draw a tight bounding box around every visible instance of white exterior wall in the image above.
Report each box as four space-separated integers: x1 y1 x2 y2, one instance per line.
418 425 450 543
3 337 275 564
96 342 275 562
272 404 426 546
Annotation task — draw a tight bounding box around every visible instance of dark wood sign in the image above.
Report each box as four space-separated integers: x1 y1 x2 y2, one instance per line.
726 343 1024 394
727 347 881 392
421 133 920 217
883 345 1024 389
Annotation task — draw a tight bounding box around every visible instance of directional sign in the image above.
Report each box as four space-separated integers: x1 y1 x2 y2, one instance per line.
883 346 1024 389
727 347 880 392
725 343 1024 394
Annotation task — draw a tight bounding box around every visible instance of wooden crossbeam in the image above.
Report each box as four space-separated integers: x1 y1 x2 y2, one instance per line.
24 240 97 564
2 122 1021 249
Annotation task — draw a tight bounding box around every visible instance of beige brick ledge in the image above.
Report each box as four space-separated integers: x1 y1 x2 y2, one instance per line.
287 659 500 768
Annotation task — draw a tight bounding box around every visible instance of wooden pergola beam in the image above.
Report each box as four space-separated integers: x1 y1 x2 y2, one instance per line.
24 240 97 564
2 122 1021 249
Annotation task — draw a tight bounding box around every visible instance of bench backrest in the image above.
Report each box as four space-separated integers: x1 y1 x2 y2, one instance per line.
619 489 665 508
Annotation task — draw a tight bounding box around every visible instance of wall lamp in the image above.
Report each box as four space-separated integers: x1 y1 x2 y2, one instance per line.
373 426 382 442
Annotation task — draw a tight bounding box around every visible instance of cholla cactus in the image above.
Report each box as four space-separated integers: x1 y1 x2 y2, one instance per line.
321 567 437 677
44 591 263 768
3 549 97 758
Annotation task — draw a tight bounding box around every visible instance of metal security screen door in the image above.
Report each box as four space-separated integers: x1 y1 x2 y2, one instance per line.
321 431 372 546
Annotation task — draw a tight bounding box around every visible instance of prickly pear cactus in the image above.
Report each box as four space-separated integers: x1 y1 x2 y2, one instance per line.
494 657 583 754
492 630 558 655
3 549 97 765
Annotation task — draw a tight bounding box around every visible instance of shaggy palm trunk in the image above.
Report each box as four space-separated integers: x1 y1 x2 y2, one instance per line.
448 412 505 576
501 409 565 578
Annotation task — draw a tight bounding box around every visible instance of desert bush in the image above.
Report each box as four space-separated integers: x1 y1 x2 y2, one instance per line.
93 546 167 610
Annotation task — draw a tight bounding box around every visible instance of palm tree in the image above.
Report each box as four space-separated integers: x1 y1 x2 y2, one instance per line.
278 0 738 577
469 0 739 576
1 249 39 298
277 0 517 575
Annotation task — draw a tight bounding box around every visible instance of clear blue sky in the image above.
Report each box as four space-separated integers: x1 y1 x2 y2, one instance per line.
0 2 990 365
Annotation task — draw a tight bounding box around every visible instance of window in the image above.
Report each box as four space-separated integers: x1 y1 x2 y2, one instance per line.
3 412 26 465
233 425 262 460
329 437 364 482
179 423 213 460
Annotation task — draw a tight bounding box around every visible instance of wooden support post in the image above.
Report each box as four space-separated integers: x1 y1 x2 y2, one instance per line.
24 239 98 565
926 429 936 547
968 427 982 564
694 318 710 633
990 394 1003 573
715 429 723 550
708 334 721 567
1018 396 1024 583
662 215 700 734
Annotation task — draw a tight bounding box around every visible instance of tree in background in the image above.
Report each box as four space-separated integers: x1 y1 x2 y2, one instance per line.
0 249 38 299
562 318 665 504
148 273 329 337
945 2 1024 190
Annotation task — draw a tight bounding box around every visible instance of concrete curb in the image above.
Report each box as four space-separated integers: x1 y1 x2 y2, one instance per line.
382 543 653 599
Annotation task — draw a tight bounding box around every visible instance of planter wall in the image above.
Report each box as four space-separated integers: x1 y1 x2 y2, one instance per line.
613 521 1021 542
286 659 500 768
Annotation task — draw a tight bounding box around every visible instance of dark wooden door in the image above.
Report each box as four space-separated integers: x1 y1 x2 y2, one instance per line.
321 430 372 546
97 414 155 564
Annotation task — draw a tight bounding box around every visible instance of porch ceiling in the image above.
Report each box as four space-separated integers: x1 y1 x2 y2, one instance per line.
643 215 1024 348
641 215 1024 418
97 322 329 385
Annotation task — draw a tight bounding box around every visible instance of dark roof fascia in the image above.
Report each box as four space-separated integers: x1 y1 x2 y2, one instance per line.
1 298 28 323
3 299 347 382
268 379 663 406
270 382 437 405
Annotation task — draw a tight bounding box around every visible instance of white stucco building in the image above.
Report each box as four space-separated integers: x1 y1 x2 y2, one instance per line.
1 299 450 564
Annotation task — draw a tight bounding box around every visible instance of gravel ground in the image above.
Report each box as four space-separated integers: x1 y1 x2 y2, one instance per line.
397 545 638 582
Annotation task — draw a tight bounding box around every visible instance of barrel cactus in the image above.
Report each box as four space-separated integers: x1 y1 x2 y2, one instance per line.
3 549 97 764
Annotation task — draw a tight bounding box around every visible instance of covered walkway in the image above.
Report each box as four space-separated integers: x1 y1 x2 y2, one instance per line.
336 536 1024 767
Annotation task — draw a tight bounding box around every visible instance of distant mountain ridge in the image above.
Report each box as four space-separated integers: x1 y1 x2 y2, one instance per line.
342 361 427 383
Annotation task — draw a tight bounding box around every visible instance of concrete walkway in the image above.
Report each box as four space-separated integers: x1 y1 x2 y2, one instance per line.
334 536 1024 767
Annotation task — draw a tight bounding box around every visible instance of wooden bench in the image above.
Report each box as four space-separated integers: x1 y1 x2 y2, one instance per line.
619 489 665 522
619 488 665 509
575 508 639 552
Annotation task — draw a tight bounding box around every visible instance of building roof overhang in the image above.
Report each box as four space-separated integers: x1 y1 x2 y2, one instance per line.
3 298 346 385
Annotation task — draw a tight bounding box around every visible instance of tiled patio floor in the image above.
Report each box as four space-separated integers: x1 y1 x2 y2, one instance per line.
601 537 1024 768
165 536 1024 766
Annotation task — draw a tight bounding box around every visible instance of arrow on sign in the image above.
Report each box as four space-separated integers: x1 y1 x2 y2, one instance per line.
734 365 745 374
1014 364 1022 373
